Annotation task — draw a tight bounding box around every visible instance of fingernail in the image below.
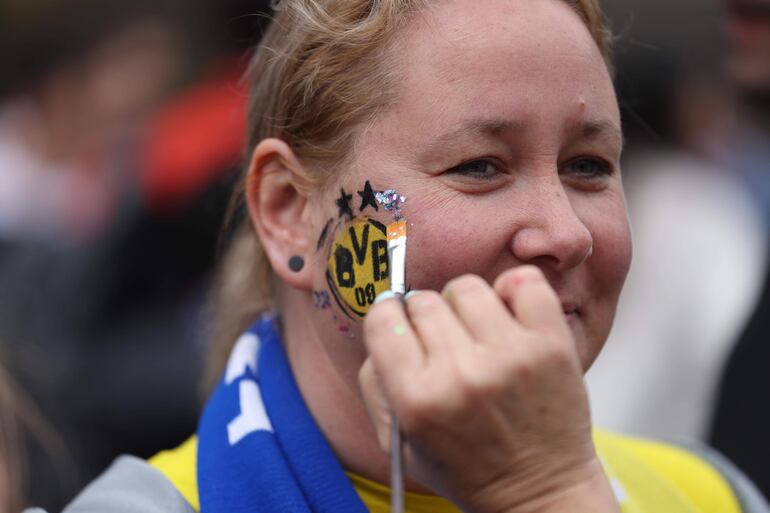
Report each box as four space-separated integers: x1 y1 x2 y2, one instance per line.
404 290 421 300
374 290 397 304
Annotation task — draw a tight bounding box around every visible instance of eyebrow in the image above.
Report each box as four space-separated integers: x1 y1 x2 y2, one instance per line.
423 116 623 154
425 118 525 151
576 119 625 147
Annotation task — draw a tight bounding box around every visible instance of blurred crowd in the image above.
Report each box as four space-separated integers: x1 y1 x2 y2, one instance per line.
588 0 770 497
0 1 270 510
0 0 768 511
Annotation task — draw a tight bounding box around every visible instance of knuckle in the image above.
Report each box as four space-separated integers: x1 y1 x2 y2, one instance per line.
494 266 547 300
533 339 578 371
444 274 489 299
455 358 507 398
513 265 546 285
395 380 452 434
494 268 518 292
363 301 400 339
405 289 446 319
518 264 545 278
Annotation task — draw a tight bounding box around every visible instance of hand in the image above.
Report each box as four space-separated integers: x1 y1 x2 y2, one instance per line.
359 265 619 513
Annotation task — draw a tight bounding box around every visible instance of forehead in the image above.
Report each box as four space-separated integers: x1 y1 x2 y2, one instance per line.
364 0 618 150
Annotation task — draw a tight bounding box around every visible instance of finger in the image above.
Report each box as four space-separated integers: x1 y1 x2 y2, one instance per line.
364 294 425 392
404 289 421 300
441 274 523 345
493 266 570 335
404 290 475 358
358 358 393 453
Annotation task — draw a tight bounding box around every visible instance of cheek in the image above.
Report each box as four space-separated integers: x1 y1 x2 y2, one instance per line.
572 188 632 292
590 206 632 296
580 205 631 362
405 212 505 291
573 197 631 369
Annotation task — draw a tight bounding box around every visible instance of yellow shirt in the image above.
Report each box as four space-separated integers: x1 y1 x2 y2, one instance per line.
149 430 741 513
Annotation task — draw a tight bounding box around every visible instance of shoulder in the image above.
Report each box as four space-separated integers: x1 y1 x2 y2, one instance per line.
594 430 769 513
148 436 199 511
27 454 195 513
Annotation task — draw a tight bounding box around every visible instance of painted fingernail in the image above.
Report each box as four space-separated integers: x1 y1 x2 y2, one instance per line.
374 290 397 304
404 290 422 300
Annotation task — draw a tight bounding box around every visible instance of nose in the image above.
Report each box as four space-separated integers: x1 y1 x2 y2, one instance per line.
510 180 593 272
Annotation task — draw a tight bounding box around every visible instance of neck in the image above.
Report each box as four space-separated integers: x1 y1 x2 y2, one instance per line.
278 286 430 493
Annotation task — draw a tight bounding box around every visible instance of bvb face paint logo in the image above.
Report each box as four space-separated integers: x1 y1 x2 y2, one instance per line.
326 217 390 317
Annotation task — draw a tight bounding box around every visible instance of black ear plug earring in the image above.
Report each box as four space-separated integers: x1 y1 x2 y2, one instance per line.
288 256 305 272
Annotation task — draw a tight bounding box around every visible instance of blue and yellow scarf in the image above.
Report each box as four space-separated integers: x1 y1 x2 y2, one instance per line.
197 314 369 513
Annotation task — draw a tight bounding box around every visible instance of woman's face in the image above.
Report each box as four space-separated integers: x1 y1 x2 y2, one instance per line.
309 0 631 372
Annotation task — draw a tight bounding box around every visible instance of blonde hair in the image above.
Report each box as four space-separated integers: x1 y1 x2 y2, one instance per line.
205 0 613 391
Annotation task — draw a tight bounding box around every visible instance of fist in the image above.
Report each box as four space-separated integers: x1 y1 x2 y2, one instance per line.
359 266 616 513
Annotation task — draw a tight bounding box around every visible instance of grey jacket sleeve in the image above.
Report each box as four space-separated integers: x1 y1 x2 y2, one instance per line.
683 442 770 513
24 456 195 513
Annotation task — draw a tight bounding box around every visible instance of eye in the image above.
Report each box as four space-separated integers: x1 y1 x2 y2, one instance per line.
562 157 613 179
446 158 501 179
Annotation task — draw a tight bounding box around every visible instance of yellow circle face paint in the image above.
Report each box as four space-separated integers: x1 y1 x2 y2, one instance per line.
326 217 390 317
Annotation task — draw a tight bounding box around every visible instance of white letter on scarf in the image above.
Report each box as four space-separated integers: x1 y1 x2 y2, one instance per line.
228 380 274 444
226 333 259 384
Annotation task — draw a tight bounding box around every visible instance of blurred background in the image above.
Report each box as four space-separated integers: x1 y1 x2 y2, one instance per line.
0 0 768 511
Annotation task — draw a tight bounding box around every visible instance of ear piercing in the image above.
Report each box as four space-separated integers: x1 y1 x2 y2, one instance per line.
288 256 305 272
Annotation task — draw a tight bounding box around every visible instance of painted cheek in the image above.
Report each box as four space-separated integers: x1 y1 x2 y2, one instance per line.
319 176 414 317
326 217 392 317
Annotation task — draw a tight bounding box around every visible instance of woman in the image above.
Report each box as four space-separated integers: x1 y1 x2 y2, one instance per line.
48 1 767 512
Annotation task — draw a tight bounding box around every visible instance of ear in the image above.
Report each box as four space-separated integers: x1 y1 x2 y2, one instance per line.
245 138 313 291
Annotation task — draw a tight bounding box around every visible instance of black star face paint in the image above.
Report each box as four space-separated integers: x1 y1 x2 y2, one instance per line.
321 182 408 319
335 188 354 219
357 180 379 212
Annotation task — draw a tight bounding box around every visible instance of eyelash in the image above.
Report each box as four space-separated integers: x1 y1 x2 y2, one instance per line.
561 157 613 179
447 157 613 180
446 158 500 179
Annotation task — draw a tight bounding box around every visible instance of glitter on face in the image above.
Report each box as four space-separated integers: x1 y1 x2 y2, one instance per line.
375 189 407 220
339 323 356 339
313 290 331 310
332 313 357 340
393 324 407 336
